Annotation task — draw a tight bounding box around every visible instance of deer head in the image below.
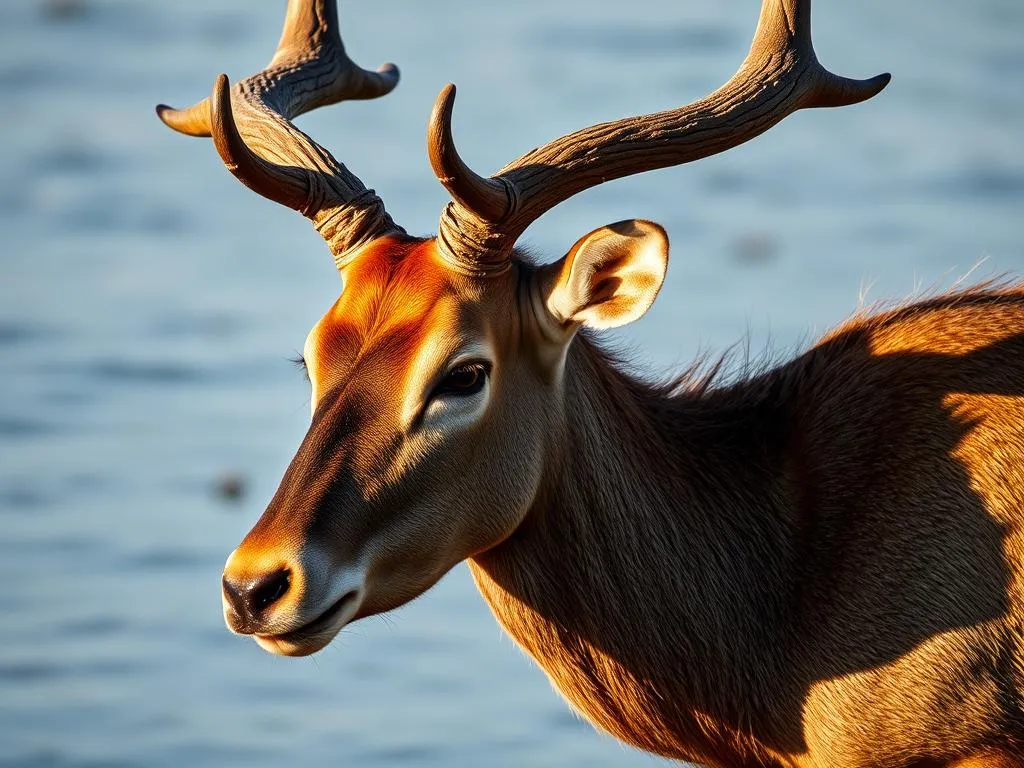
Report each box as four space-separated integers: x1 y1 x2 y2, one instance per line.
158 0 888 656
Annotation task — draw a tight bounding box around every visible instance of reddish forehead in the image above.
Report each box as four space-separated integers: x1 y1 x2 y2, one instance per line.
308 237 457 377
338 236 452 328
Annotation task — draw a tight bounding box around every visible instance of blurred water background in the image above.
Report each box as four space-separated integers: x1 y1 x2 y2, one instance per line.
1 0 1022 765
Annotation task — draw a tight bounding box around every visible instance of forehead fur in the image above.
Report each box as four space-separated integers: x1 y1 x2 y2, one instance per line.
306 237 485 395
340 236 455 329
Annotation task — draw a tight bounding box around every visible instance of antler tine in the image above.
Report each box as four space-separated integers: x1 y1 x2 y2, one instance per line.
156 0 403 261
429 0 890 272
209 74 306 212
156 100 212 137
427 85 509 224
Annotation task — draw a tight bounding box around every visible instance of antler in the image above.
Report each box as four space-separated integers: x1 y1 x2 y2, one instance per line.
157 0 403 265
428 0 890 275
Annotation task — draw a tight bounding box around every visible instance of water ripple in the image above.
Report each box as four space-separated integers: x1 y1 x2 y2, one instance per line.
0 662 59 683
931 166 1024 200
56 615 127 638
0 752 142 768
122 548 210 572
42 358 207 385
0 322 55 346
0 416 61 439
529 21 736 56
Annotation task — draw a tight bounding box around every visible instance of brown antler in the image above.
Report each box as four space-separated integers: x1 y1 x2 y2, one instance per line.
428 0 890 275
157 0 403 265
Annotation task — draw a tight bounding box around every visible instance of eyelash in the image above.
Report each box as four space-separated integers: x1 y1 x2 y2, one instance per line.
289 354 309 382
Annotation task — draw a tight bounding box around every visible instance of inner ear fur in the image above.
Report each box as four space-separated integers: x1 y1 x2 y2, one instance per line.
541 219 669 331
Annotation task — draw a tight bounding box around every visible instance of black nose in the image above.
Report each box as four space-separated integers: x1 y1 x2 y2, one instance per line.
222 569 291 631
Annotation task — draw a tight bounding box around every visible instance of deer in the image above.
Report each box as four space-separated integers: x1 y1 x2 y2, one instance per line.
156 1 1024 766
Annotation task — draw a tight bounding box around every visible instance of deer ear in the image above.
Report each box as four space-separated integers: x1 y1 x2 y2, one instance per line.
541 220 669 331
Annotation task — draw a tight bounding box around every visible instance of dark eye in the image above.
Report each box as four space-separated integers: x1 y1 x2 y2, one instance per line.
435 362 490 398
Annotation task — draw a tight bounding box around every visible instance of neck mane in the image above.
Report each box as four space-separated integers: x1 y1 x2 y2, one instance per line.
469 335 806 765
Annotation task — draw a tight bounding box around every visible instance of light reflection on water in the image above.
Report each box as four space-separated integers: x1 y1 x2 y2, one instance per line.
1 0 1022 766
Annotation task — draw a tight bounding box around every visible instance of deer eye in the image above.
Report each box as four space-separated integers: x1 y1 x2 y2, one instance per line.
435 362 490 398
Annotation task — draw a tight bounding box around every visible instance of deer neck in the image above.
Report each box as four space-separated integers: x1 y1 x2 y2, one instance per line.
469 336 801 763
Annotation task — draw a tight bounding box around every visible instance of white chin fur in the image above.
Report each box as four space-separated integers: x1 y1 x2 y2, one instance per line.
254 585 363 657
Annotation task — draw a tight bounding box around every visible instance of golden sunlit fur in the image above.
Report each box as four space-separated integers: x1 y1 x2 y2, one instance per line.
160 1 1019 763
228 232 1024 767
472 281 1024 768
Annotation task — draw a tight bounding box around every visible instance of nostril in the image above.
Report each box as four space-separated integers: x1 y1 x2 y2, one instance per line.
250 569 291 613
222 568 292 627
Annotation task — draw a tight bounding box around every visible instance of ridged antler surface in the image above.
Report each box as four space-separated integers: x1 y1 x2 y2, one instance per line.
428 0 890 274
157 0 403 264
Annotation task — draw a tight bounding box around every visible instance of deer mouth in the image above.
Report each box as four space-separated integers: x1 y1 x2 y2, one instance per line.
254 589 360 657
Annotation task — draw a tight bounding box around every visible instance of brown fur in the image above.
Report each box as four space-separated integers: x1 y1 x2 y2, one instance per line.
169 2 1019 760
226 235 1024 766
470 282 1024 768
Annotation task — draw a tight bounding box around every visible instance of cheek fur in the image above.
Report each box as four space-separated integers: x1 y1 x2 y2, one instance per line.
419 380 491 434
